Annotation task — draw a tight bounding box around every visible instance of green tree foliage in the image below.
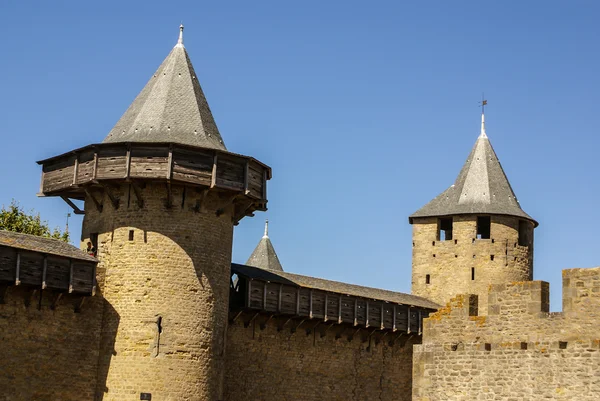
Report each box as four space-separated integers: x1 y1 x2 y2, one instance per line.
0 200 69 242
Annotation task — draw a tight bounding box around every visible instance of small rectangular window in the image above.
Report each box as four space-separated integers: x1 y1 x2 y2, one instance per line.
471 267 475 281
438 218 453 241
476 216 491 239
425 274 431 284
518 220 529 246
129 230 134 241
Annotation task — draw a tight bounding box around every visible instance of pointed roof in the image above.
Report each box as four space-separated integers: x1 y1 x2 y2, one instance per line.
246 220 284 271
410 113 537 226
103 25 227 150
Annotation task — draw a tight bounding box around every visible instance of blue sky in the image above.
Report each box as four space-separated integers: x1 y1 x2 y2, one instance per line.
1 1 598 311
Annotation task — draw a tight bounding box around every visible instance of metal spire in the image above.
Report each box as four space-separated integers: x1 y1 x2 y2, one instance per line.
479 97 488 138
263 219 269 238
177 24 184 47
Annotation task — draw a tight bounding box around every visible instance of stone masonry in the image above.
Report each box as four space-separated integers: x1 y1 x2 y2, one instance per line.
83 183 234 401
411 215 533 313
224 317 416 401
413 267 600 400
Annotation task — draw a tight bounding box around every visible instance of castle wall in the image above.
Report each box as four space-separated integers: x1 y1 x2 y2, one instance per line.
83 183 234 401
224 318 416 401
411 215 533 313
0 287 103 401
413 267 600 401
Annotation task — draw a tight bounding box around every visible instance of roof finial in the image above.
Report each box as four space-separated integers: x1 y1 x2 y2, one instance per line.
177 24 184 47
479 95 488 138
263 219 269 238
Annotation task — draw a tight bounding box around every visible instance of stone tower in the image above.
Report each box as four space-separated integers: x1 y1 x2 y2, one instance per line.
409 112 536 313
37 26 271 400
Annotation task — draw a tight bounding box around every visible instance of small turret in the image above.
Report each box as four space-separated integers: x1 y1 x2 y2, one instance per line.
246 220 284 271
409 110 536 313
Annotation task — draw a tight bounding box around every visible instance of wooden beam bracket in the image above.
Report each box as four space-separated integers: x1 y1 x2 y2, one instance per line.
229 310 244 324
305 320 320 336
131 182 144 208
50 292 63 310
277 317 293 332
84 189 103 213
100 184 120 210
60 196 85 215
74 296 86 313
24 289 38 308
165 182 173 209
259 314 275 331
291 319 305 334
0 285 8 304
243 312 260 328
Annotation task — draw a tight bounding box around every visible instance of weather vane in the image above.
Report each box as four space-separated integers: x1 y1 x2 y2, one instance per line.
479 94 487 114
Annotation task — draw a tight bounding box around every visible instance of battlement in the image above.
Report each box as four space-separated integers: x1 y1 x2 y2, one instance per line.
414 266 600 400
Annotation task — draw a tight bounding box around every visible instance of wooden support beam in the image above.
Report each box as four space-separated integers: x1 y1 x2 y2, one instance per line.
376 331 389 345
193 189 208 213
418 310 422 335
398 333 414 348
309 289 313 319
246 279 252 308
124 147 132 178
84 188 103 212
68 259 74 293
243 312 259 328
216 194 239 217
167 146 174 180
229 310 244 324
210 154 218 188
348 327 361 342
259 314 274 330
262 281 267 309
74 296 86 313
41 256 48 290
407 306 412 334
165 182 173 209
380 302 385 330
100 184 120 210
291 319 305 334
131 182 144 208
15 251 21 286
305 320 320 336
296 287 300 315
277 284 282 313
72 156 79 186
60 196 85 215
362 327 378 343
262 169 268 200
365 300 370 328
92 150 98 180
24 289 37 308
91 262 97 296
277 316 293 332
389 331 404 347
50 292 63 310
324 294 328 322
243 161 250 195
353 298 358 326
320 322 335 338
338 295 343 324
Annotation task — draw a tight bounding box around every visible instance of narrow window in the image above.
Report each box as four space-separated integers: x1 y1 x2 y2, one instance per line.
129 230 134 241
88 233 99 257
471 267 475 281
490 255 495 261
484 343 492 351
425 274 431 284
559 341 568 349
143 230 148 243
438 218 453 241
521 342 528 350
518 220 529 246
476 216 491 239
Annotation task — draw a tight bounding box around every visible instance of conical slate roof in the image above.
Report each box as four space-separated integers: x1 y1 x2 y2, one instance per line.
103 26 226 150
246 220 283 271
410 114 537 226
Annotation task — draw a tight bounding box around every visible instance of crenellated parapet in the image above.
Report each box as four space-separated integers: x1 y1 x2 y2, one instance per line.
413 267 600 401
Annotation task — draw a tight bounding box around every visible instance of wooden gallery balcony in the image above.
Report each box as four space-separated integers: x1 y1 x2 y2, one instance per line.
37 143 272 220
0 230 97 310
230 263 440 341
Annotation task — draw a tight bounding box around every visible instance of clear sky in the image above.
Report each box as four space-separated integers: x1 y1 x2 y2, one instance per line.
1 1 598 311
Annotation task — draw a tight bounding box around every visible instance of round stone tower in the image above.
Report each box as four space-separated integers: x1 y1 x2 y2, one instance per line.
409 112 537 313
38 26 271 400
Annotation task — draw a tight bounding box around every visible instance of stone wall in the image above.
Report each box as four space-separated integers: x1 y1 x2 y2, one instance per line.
83 183 234 401
413 267 600 401
411 215 533 313
223 317 416 401
0 287 103 401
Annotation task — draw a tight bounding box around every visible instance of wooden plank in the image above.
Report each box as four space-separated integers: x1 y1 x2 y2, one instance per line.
244 161 249 194
393 305 397 331
167 147 174 179
324 294 328 321
338 295 342 323
91 262 97 296
296 287 300 315
418 310 422 335
92 151 98 180
354 298 358 326
246 279 251 308
309 289 313 319
381 303 385 330
278 284 282 312
366 300 370 328
262 169 268 200
262 281 267 309
125 147 131 178
407 306 411 334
